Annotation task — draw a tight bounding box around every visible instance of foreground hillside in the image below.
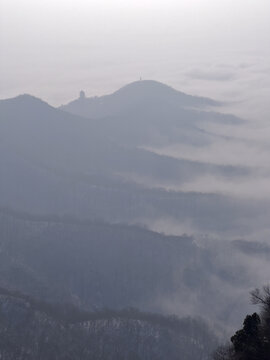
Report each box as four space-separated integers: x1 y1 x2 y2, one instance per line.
0 208 265 331
0 289 217 360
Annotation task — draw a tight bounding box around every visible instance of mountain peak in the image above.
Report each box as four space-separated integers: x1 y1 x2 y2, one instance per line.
113 80 177 96
0 94 56 117
60 80 219 119
0 94 60 126
111 80 219 107
2 94 51 107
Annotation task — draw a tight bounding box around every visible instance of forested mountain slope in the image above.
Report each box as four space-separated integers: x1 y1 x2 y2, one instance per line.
0 209 261 331
0 288 217 360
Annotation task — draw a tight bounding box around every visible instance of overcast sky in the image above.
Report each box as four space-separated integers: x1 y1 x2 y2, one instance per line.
1 0 270 106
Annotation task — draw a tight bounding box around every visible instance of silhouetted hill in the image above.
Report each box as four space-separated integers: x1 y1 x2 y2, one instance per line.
0 92 253 234
1 94 51 110
59 80 242 149
60 80 221 119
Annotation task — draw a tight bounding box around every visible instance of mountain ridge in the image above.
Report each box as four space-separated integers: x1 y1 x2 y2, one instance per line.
59 80 221 119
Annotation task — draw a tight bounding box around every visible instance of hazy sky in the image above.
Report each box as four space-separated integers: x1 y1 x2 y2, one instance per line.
1 0 270 105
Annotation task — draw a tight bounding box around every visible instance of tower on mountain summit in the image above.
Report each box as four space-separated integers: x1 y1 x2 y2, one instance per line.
79 90 86 99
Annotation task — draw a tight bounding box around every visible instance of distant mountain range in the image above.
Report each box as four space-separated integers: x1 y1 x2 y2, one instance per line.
60 80 221 118
60 80 241 148
1 80 269 357
0 81 253 235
